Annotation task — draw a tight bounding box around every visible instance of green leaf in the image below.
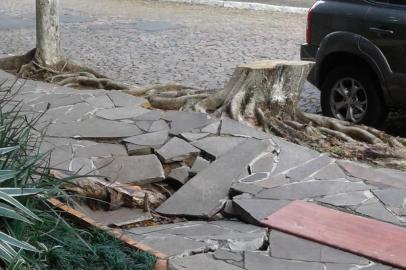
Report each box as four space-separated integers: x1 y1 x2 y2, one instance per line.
0 231 38 252
0 188 45 197
0 170 18 183
0 203 32 224
0 146 19 155
0 241 17 263
0 190 41 221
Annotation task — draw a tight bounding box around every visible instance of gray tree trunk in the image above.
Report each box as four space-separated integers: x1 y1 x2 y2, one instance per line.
36 0 63 66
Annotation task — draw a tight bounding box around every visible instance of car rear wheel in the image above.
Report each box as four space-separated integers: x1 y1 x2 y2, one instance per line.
321 66 387 127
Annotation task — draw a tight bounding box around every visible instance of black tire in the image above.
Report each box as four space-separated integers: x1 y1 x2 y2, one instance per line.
320 65 387 128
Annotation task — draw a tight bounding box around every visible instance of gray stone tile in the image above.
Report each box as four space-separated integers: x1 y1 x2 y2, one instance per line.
257 180 372 200
238 172 271 183
220 118 270 139
85 94 114 108
125 143 153 155
372 188 406 209
232 198 290 225
249 152 275 173
209 220 263 233
162 111 213 135
201 121 221 134
192 231 267 251
311 162 347 180
256 174 289 189
169 254 243 270
317 191 371 207
190 156 211 175
180 132 210 142
324 263 359 270
360 264 394 270
165 222 231 237
355 202 400 224
157 139 273 218
74 142 127 158
230 182 263 196
149 120 169 132
286 155 332 182
107 91 147 107
156 137 200 163
69 157 95 175
95 106 150 120
94 155 164 184
191 136 246 160
168 166 190 185
271 137 320 175
135 121 153 132
212 249 244 268
133 110 162 121
123 130 168 146
244 251 324 270
47 118 143 138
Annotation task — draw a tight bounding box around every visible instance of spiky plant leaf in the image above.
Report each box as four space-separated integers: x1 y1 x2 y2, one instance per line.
0 231 38 252
0 190 41 221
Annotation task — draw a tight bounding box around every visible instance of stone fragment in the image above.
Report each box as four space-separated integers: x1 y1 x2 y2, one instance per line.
85 95 114 108
201 121 220 134
157 139 273 218
95 106 149 120
125 144 153 155
256 174 289 189
238 172 270 183
69 157 95 175
220 118 270 139
286 155 331 181
249 152 275 173
212 249 244 268
355 202 400 224
230 182 263 196
232 198 290 225
311 162 347 180
244 251 324 270
372 188 406 209
317 191 371 207
169 166 190 185
156 137 200 163
74 143 127 158
149 120 169 132
191 136 246 160
257 180 372 200
133 110 161 121
209 220 263 233
123 131 168 146
94 155 164 184
135 121 153 132
47 118 142 138
162 111 213 135
169 254 242 270
107 91 147 107
190 156 211 175
180 132 210 142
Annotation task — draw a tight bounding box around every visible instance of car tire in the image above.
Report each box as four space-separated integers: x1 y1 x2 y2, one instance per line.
320 65 387 127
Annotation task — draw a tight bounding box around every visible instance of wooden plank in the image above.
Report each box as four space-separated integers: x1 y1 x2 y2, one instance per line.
261 200 406 269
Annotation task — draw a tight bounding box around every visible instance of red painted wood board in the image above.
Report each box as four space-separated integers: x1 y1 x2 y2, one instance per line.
261 200 406 269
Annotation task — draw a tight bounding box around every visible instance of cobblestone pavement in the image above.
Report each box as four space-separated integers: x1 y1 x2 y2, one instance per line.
0 0 320 113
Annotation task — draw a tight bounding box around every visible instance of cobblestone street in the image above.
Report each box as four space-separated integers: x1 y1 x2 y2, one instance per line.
0 0 320 112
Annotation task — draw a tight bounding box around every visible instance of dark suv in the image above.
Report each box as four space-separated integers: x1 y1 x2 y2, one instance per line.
301 0 406 127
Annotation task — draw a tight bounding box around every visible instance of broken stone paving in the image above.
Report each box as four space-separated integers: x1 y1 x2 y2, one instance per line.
3 69 405 270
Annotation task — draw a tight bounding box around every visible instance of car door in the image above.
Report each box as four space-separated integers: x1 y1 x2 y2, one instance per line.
365 0 406 104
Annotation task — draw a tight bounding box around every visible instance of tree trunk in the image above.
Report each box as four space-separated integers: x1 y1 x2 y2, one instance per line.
35 0 63 66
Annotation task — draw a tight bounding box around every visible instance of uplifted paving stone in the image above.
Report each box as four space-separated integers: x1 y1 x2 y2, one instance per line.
249 152 275 173
269 231 369 264
257 179 372 200
230 182 263 196
169 166 190 185
190 156 211 175
169 254 242 270
162 111 213 135
220 118 270 139
125 144 153 156
337 160 406 189
74 142 127 158
157 139 273 218
232 198 290 225
244 251 324 270
107 91 147 107
85 94 114 109
191 136 246 160
180 132 210 142
201 121 220 134
123 131 168 146
95 106 150 120
47 118 143 138
286 155 332 181
156 137 200 163
94 155 164 184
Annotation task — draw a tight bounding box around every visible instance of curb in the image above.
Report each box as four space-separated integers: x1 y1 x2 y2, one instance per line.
160 0 308 14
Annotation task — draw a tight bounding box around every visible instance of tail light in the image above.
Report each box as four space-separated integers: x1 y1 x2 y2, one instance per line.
306 2 318 44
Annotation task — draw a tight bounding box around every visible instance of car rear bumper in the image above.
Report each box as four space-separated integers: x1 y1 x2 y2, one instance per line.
300 43 319 87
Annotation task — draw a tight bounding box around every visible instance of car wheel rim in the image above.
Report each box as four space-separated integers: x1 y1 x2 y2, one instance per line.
329 78 368 123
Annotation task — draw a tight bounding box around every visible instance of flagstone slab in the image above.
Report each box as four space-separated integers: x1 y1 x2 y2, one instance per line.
149 120 169 132
191 136 246 160
190 156 210 175
317 191 371 207
95 106 150 120
169 254 243 270
94 155 164 184
220 118 271 139
201 121 221 134
157 139 273 218
125 143 153 155
156 137 200 163
180 132 210 142
286 155 332 181
256 179 372 200
337 161 406 189
133 110 162 121
249 152 275 173
47 118 143 138
85 94 115 109
73 142 127 158
261 201 406 269
162 111 213 135
168 166 190 185
123 131 168 146
107 91 147 107
310 162 348 180
355 202 400 225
